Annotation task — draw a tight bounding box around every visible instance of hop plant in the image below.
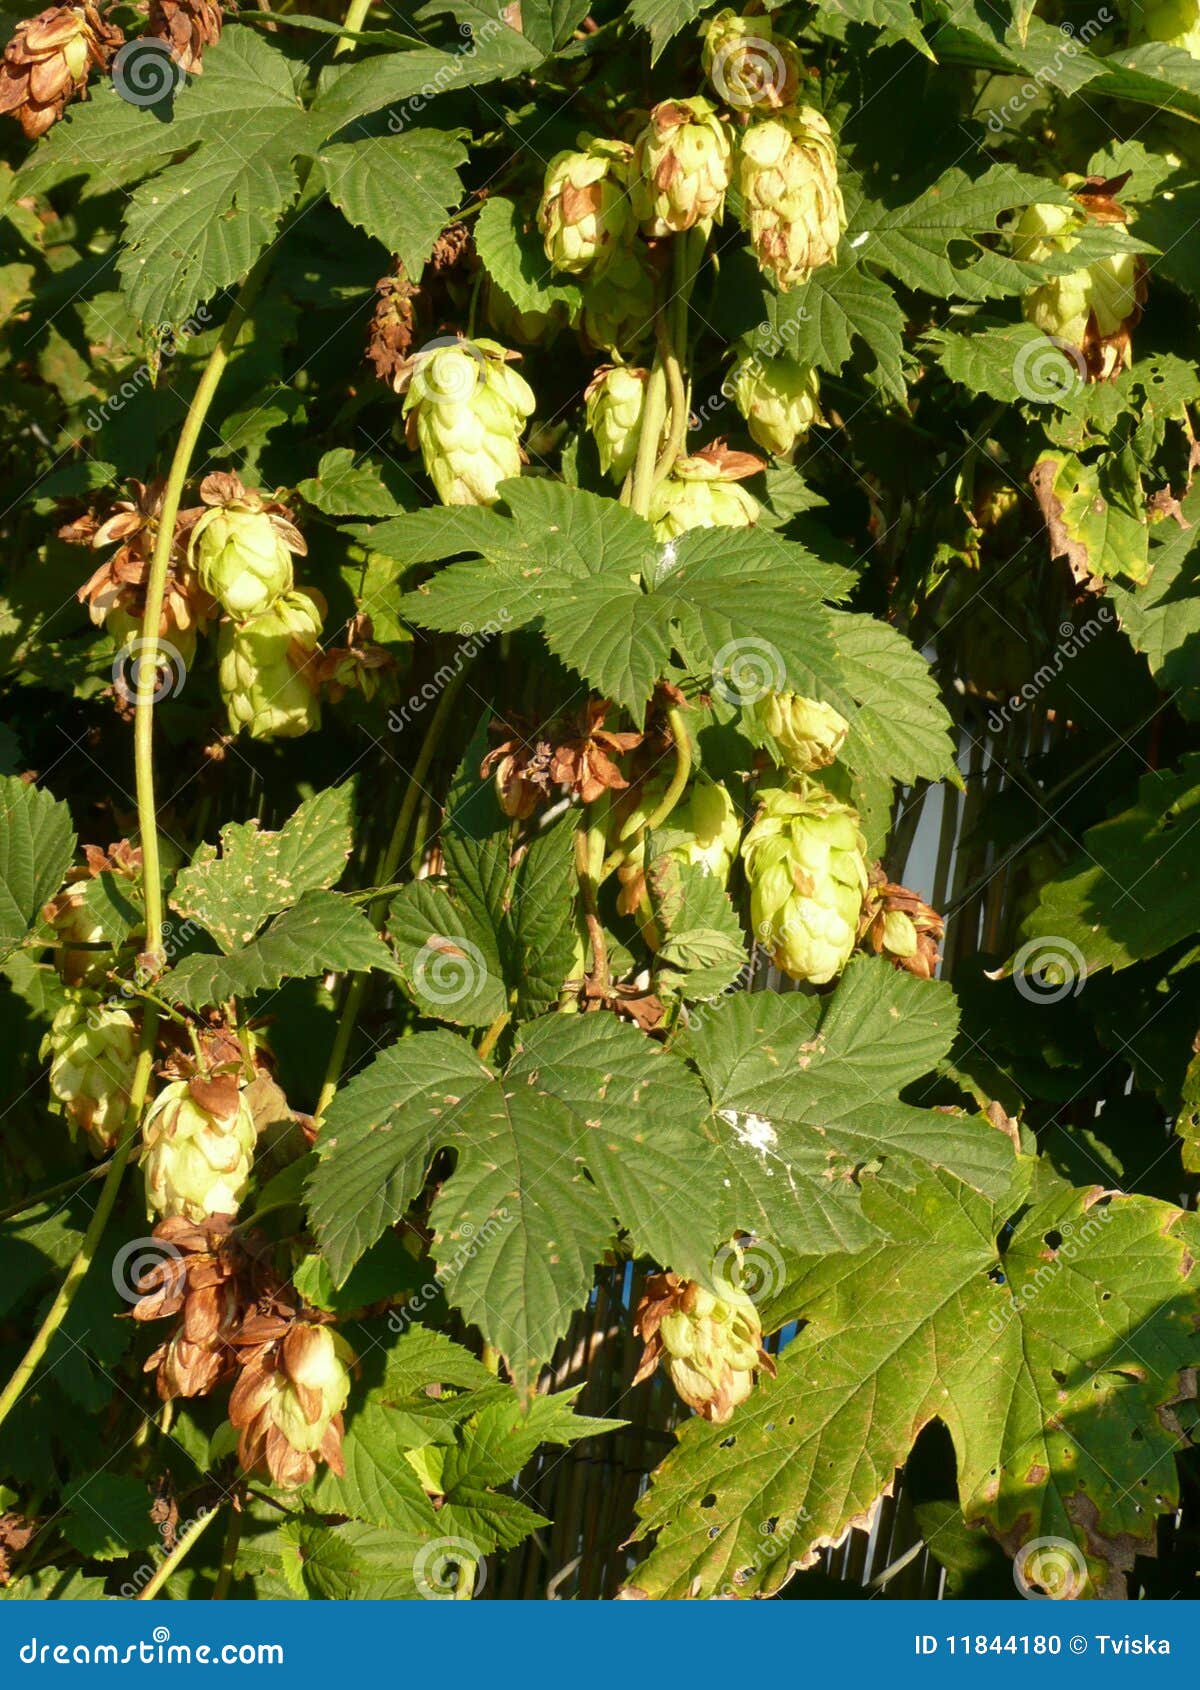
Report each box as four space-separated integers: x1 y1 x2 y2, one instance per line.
584 365 649 482
403 336 535 507
229 1320 353 1489
737 107 845 290
539 136 637 276
632 97 733 235
756 691 849 773
729 347 823 456
42 841 141 988
0 2 121 138
648 446 763 540
1011 181 1144 379
741 781 868 984
143 1076 257 1224
190 475 305 622
578 245 657 357
42 992 138 1156
701 9 803 112
217 588 324 742
858 866 944 980
633 1271 774 1423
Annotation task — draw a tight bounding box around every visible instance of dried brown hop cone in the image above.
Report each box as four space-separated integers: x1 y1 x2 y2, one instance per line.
366 262 419 389
134 1215 247 1400
228 1317 353 1489
0 3 122 138
145 0 221 77
857 863 944 980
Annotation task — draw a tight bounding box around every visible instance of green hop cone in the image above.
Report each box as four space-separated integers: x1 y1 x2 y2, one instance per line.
218 588 324 742
143 1076 257 1223
729 346 823 455
756 691 849 773
632 96 733 235
634 1271 773 1423
1127 0 1200 54
1011 190 1142 376
193 507 298 622
578 244 657 357
701 10 802 112
539 136 637 275
41 991 138 1156
737 106 845 290
403 336 535 507
648 447 762 541
741 781 868 984
584 365 649 482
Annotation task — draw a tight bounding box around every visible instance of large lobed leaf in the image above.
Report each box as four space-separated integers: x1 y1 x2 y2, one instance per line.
630 1162 1200 1598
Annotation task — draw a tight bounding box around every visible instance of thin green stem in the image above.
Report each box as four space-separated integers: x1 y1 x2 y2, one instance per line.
477 1009 510 1063
211 1498 244 1600
137 1501 222 1600
574 825 609 994
333 0 372 53
135 260 273 970
314 660 472 1120
652 229 704 489
599 706 692 883
0 1019 158 1435
628 362 668 520
0 1159 114 1225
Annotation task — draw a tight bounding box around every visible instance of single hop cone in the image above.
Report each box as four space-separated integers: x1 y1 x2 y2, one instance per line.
577 244 657 358
539 136 637 276
1011 177 1145 380
737 106 845 291
145 0 221 76
142 1075 257 1223
42 840 142 987
190 474 305 622
0 2 122 139
632 96 733 235
366 263 419 389
729 346 823 456
133 1215 245 1400
741 781 868 985
701 9 803 111
229 1320 353 1489
756 691 848 774
1126 0 1200 56
402 336 535 507
584 365 649 482
648 444 763 540
633 1271 775 1423
217 587 325 741
41 991 138 1156
858 865 944 980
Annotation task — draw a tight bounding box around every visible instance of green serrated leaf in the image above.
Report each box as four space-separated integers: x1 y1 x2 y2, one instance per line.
163 891 399 1009
297 449 406 517
0 775 76 960
473 195 581 313
170 785 355 952
319 130 468 275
